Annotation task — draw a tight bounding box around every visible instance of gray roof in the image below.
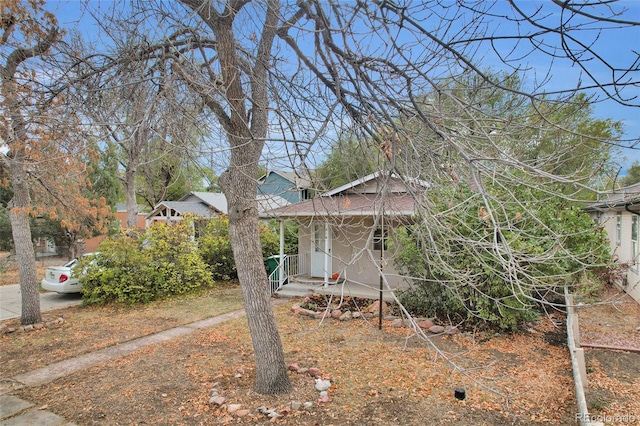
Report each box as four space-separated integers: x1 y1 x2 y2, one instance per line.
146 201 220 220
586 182 640 211
180 192 228 213
257 194 290 212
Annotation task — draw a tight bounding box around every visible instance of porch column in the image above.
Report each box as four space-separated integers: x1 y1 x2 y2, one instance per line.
324 221 330 287
279 220 285 288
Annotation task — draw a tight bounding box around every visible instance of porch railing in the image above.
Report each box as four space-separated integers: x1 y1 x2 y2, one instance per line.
268 254 307 293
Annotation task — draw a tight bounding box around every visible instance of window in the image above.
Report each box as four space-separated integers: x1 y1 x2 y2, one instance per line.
616 212 622 246
373 228 387 251
632 215 638 271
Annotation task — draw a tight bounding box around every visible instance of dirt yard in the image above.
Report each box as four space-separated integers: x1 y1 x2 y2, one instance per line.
1 256 639 425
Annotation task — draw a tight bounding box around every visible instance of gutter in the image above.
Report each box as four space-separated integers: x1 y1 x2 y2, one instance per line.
625 203 640 217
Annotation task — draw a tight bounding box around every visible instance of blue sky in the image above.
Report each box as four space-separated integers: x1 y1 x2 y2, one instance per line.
47 0 640 172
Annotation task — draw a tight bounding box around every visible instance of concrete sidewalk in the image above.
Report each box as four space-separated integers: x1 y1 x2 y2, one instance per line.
0 285 83 321
0 305 255 425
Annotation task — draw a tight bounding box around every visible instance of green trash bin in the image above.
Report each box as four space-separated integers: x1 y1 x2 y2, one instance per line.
266 255 287 285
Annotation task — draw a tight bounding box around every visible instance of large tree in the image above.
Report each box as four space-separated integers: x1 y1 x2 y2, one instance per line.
0 0 110 325
74 0 639 395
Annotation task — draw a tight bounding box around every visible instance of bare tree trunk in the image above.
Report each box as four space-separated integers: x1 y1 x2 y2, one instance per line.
124 167 138 229
8 165 41 325
220 162 292 395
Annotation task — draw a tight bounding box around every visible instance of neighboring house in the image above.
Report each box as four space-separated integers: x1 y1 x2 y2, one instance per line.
260 171 429 297
81 204 147 254
146 191 289 226
257 170 311 203
585 182 640 303
146 192 228 226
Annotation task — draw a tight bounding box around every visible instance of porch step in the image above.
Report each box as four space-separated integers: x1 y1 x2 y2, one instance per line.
273 281 396 302
273 282 316 299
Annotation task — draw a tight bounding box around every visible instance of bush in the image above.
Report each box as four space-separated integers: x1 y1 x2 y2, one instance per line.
79 220 213 305
198 215 279 281
393 181 612 331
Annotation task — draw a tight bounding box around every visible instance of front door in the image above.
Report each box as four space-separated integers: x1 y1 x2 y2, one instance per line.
311 222 331 278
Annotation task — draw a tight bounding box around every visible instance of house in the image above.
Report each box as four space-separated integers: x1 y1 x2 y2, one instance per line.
257 170 311 203
585 182 640 303
146 192 228 226
81 204 147 254
260 171 429 300
146 191 289 226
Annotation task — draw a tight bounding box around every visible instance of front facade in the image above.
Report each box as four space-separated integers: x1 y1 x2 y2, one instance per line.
261 171 428 294
586 182 640 303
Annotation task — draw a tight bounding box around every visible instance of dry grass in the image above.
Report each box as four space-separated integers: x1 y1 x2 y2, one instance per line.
2 277 638 425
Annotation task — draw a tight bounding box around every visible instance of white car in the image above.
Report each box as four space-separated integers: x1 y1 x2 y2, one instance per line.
41 254 95 294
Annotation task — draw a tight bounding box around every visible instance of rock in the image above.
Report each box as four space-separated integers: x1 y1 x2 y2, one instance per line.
227 404 242 413
303 402 314 410
34 323 44 330
331 309 342 319
297 367 309 374
367 300 389 315
444 326 459 335
307 367 322 378
339 311 353 321
416 319 435 329
236 409 250 417
315 379 331 391
209 396 226 406
290 401 302 411
297 307 319 318
391 318 404 328
317 394 330 403
288 363 300 372
428 325 445 334
267 411 282 419
7 327 16 333
319 391 328 398
352 311 362 319
234 373 243 378
316 311 330 320
210 390 219 397
24 324 34 331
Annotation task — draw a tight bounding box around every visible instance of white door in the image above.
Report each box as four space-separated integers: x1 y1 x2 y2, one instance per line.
311 222 331 278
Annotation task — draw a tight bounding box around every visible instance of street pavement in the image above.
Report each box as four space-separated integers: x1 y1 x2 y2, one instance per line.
0 284 83 321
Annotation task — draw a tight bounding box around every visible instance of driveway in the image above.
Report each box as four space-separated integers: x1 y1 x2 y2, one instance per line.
0 284 83 321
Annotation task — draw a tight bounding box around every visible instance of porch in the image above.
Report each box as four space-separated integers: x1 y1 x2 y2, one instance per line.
268 254 397 302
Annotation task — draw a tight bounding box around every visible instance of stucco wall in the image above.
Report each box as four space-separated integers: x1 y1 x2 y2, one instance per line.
298 218 409 290
596 210 640 303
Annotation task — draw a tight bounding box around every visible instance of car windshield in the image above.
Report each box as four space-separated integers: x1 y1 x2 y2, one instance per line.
63 259 78 268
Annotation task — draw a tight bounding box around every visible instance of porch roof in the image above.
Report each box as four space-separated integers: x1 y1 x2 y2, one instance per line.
259 193 419 219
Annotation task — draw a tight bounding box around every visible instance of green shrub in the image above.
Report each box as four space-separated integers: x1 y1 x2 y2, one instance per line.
79 219 213 305
198 215 280 281
393 180 612 331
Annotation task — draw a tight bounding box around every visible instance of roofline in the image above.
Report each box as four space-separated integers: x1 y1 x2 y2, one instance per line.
259 210 416 219
322 171 430 197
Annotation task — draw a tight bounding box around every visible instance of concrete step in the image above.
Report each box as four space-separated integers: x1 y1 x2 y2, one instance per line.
273 282 316 299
